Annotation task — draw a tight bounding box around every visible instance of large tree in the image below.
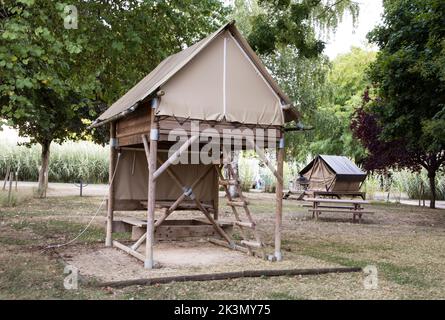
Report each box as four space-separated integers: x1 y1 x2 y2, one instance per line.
312 47 375 162
357 0 445 208
246 0 359 57
0 0 226 197
231 0 360 163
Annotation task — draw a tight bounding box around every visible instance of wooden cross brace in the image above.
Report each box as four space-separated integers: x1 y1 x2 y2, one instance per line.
133 135 234 251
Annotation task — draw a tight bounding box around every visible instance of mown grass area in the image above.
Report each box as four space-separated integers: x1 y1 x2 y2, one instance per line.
0 192 444 299
0 189 33 208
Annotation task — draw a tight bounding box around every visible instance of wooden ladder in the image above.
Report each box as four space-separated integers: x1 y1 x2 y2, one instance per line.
217 163 266 258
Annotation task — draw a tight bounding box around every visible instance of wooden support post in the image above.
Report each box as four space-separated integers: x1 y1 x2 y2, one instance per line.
7 171 13 205
130 164 215 251
105 121 117 247
2 165 10 190
144 101 158 269
113 240 145 262
213 164 219 221
275 137 284 261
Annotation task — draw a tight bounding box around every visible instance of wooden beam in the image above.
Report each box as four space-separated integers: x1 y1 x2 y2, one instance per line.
105 121 117 247
2 165 10 190
144 104 158 269
152 135 199 181
275 143 284 261
130 165 215 251
208 238 249 254
94 266 362 288
154 164 214 226
141 135 150 165
246 137 283 185
7 171 13 205
160 163 234 246
113 240 145 262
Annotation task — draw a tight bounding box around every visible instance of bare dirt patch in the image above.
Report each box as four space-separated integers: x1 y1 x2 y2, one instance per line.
59 241 338 283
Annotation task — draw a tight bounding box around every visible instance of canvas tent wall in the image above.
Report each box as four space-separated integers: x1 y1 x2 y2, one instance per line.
113 150 218 209
300 155 366 192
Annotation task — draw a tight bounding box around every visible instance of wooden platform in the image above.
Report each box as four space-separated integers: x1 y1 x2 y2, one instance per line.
116 218 233 241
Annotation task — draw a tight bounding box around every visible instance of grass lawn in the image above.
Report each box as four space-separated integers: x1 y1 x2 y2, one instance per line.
0 190 444 299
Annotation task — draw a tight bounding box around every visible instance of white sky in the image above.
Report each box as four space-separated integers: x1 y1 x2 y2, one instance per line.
324 0 384 59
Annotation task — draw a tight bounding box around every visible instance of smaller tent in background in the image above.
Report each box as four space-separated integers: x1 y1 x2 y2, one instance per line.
299 155 366 192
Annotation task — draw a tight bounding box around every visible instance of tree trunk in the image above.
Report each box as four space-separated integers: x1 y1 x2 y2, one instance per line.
427 170 436 209
37 141 51 198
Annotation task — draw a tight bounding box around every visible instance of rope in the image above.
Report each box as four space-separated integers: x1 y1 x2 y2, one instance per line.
43 152 122 250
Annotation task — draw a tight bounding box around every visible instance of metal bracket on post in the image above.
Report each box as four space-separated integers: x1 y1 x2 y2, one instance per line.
182 186 195 200
150 128 159 141
279 137 285 149
110 138 118 149
151 97 159 109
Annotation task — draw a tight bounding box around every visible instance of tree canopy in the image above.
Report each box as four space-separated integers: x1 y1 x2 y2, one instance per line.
352 0 445 208
0 0 227 195
246 0 359 57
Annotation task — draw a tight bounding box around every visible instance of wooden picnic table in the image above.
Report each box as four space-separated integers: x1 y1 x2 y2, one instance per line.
304 197 373 223
310 190 366 200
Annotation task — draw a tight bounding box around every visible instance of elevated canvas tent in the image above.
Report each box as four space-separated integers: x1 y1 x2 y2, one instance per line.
300 155 366 192
92 21 299 269
94 21 299 127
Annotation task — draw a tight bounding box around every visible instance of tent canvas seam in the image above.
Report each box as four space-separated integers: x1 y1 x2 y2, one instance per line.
223 36 227 117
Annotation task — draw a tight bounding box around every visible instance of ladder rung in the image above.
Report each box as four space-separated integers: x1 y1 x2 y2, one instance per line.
227 200 249 207
241 240 262 248
234 221 254 228
219 179 238 186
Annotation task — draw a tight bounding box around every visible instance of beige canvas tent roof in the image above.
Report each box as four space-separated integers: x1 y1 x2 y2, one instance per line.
94 21 299 127
300 155 367 192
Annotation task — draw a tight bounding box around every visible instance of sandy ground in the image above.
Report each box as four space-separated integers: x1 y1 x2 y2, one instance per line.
59 241 338 283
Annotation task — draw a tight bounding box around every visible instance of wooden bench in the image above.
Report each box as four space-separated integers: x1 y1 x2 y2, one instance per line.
304 198 373 223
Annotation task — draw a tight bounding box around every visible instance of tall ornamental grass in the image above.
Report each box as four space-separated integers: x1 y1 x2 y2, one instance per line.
0 139 109 184
392 170 445 201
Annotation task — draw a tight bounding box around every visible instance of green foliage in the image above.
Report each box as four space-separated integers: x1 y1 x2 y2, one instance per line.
276 47 375 162
238 156 255 192
231 2 367 163
0 139 108 183
367 0 445 164
245 0 359 56
0 0 228 146
0 0 101 146
313 47 376 162
361 175 380 200
364 0 445 207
